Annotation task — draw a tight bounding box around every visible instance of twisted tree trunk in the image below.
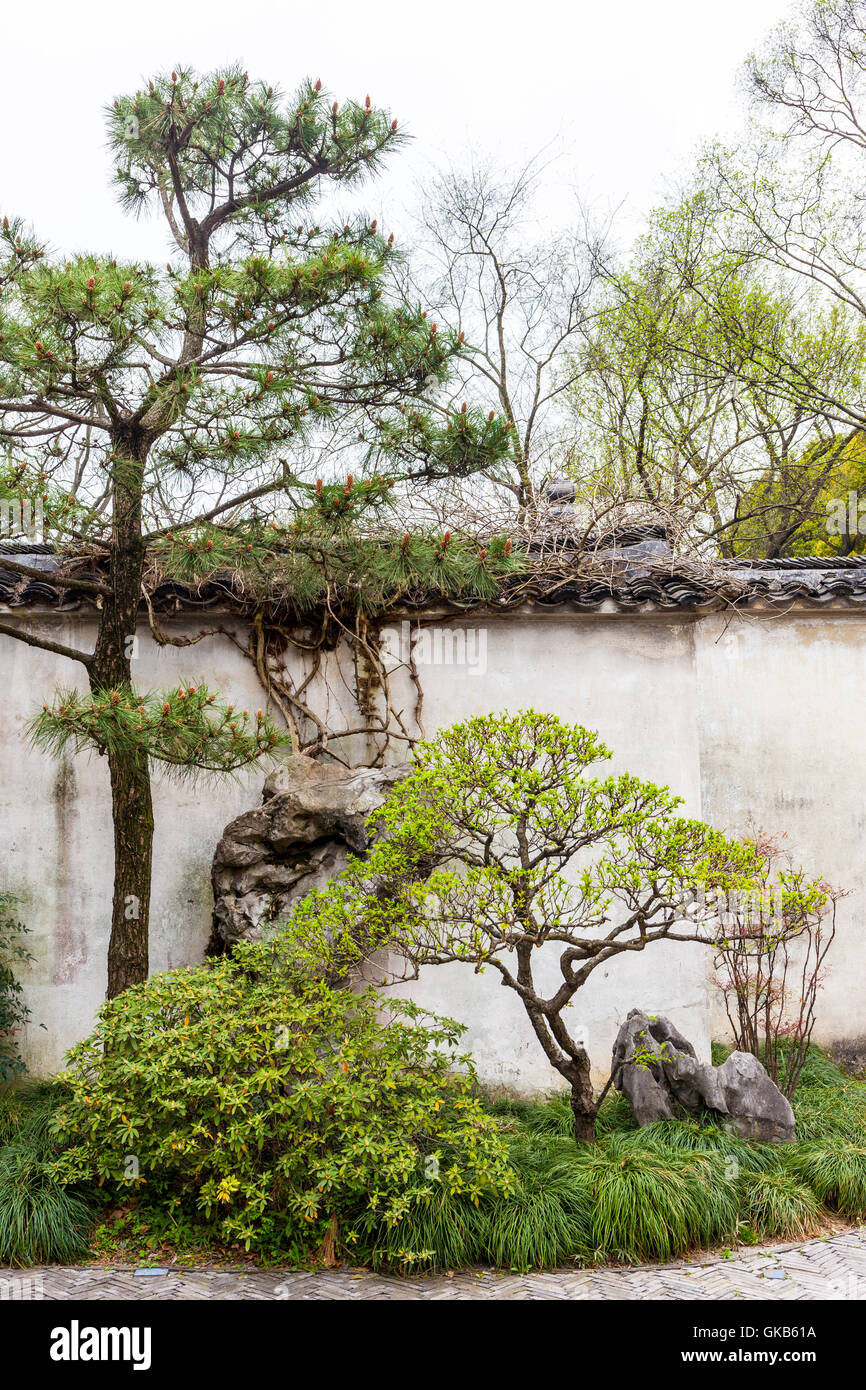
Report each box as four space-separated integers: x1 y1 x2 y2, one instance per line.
569 1053 598 1144
516 943 600 1143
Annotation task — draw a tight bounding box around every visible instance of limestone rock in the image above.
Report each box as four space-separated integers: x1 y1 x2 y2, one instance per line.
612 1008 796 1143
715 1051 797 1144
210 755 409 948
610 1010 679 1124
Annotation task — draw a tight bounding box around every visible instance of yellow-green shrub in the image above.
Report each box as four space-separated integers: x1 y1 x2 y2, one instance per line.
49 940 512 1259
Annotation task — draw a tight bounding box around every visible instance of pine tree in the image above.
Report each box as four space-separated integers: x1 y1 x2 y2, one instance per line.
0 67 512 997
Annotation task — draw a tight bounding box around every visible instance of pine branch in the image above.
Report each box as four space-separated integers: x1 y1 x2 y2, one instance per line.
29 683 291 778
143 480 289 542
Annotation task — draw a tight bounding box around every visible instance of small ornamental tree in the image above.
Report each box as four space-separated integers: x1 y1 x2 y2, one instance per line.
0 66 512 996
281 710 760 1143
712 830 843 1098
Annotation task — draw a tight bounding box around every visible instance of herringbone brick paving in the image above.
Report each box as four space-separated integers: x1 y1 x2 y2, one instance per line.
2 1228 865 1299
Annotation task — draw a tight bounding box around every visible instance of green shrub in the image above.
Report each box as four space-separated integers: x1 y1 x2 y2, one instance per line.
49 940 513 1260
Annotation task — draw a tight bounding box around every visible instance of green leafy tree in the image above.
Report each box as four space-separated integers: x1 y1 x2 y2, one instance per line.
0 66 511 997
568 195 866 557
278 711 760 1143
728 429 866 556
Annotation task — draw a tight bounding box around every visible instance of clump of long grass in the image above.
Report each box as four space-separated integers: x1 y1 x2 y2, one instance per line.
453 1045 864 1274
360 1187 486 1272
0 1087 21 1145
479 1136 592 1269
570 1132 739 1262
359 1135 593 1272
594 1091 639 1137
741 1170 824 1239
793 1082 866 1142
0 1145 92 1265
363 1127 743 1270
9 1079 73 1148
794 1046 850 1090
635 1117 776 1175
485 1091 576 1139
783 1140 866 1217
0 1079 93 1265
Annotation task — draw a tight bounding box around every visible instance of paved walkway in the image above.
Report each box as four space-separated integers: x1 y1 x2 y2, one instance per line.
2 1228 866 1299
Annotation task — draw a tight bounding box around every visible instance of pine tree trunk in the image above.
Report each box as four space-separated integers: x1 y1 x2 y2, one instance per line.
90 435 153 999
105 749 153 996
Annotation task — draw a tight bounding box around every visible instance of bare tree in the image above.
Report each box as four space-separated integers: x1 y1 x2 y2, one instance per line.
409 154 602 510
698 0 866 434
712 829 843 1098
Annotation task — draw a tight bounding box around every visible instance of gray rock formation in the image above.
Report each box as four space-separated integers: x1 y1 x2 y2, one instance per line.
612 1008 796 1143
830 1036 866 1079
714 1051 798 1144
210 755 409 949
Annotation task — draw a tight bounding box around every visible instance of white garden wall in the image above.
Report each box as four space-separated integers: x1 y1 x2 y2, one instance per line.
1 599 863 1090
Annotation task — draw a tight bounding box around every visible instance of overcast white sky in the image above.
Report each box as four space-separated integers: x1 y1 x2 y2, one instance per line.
1 0 793 262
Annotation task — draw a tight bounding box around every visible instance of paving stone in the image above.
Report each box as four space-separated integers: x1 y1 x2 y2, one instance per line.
2 1228 865 1300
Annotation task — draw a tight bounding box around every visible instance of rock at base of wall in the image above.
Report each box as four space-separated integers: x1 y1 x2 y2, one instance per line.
210 754 409 949
829 1037 866 1080
612 1008 796 1143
